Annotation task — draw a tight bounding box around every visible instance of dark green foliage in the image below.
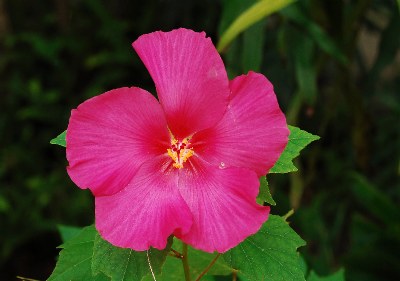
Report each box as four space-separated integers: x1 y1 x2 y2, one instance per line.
1 0 399 280
48 226 110 281
91 233 172 281
223 215 306 281
48 226 172 281
307 268 345 281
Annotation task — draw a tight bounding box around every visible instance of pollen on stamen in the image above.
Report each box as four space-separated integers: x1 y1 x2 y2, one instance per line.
167 134 194 169
167 148 178 163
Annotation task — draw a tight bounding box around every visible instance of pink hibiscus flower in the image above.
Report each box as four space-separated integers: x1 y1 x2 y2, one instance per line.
66 28 289 253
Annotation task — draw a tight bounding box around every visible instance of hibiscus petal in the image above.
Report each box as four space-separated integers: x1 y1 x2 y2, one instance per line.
67 87 170 196
175 158 270 253
192 71 289 176
95 157 193 251
132 28 229 138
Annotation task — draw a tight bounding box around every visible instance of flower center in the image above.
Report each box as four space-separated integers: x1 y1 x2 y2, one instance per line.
167 134 194 169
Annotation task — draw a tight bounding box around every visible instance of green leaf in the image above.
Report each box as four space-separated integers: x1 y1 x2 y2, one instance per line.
50 130 66 147
293 34 317 105
57 225 83 243
218 0 253 33
270 126 319 174
281 5 347 64
369 12 400 83
257 176 276 206
143 238 232 281
48 225 110 281
217 0 296 52
0 195 10 213
299 255 308 277
307 268 345 281
349 173 400 224
397 0 400 14
280 23 317 105
223 215 306 281
242 20 265 73
218 0 265 76
92 233 172 281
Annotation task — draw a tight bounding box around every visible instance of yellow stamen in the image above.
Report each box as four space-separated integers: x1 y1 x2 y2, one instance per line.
167 132 194 169
167 148 178 163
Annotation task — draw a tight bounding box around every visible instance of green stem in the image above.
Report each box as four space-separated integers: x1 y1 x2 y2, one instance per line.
232 270 238 281
182 242 191 281
16 277 41 281
282 209 295 222
195 253 221 281
169 248 183 259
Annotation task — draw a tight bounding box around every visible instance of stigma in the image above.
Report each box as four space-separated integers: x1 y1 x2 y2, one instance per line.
167 133 194 169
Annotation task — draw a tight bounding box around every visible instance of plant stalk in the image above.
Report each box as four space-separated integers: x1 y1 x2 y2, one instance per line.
169 248 183 259
195 253 221 281
182 242 191 281
232 270 238 281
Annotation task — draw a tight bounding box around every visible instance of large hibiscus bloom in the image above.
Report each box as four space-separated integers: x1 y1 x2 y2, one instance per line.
66 28 289 253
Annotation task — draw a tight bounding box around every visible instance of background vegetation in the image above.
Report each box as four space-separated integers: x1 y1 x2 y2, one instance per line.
0 0 399 280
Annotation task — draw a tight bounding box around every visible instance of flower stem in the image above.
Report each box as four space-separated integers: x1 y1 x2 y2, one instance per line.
169 248 183 259
195 253 221 281
181 242 191 281
232 270 238 281
282 209 294 222
16 277 41 281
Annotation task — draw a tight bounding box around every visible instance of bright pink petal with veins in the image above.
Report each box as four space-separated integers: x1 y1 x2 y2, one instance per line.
175 158 270 253
192 71 289 176
95 157 192 251
67 87 170 196
132 28 229 138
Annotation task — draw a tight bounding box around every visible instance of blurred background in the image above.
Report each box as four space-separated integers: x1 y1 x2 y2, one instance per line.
0 0 399 280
